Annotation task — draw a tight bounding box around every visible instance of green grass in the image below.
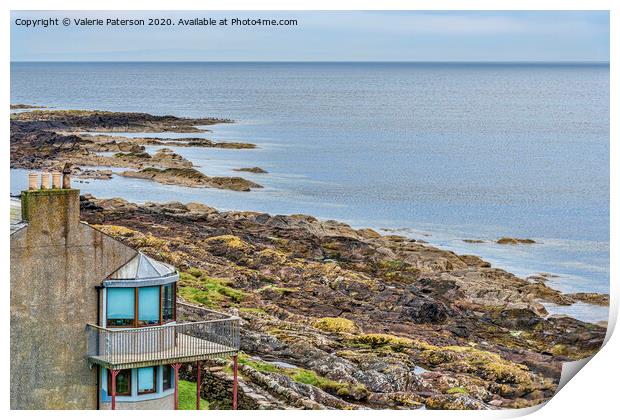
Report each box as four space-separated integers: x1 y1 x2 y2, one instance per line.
237 352 281 374
239 307 267 315
178 270 246 308
178 380 209 410
230 352 368 401
291 368 367 398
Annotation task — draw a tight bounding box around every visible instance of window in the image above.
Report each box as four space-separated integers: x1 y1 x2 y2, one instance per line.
138 286 160 326
162 283 175 323
162 365 172 391
137 367 157 394
108 369 131 396
106 288 135 327
106 284 177 327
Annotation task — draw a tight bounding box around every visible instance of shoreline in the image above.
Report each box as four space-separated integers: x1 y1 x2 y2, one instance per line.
74 193 606 409
10 105 609 409
11 104 605 322
82 193 610 322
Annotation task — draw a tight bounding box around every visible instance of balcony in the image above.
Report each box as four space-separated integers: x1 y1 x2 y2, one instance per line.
86 309 240 370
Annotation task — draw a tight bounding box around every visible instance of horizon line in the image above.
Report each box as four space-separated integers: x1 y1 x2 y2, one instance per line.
10 59 610 65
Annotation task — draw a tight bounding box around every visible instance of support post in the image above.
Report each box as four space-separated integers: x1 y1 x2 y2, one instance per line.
110 369 119 411
232 354 238 410
196 361 202 410
172 363 181 410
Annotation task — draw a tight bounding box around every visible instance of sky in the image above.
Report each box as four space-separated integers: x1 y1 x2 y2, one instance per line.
10 10 610 62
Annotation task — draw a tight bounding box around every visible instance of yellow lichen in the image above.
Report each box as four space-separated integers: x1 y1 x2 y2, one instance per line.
256 248 289 264
93 224 138 237
312 317 358 334
204 235 250 250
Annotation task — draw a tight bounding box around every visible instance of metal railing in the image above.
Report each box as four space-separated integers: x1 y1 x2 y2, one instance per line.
86 317 240 369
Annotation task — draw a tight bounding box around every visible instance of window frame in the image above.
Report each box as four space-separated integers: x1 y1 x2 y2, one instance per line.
105 288 136 327
161 283 176 324
162 365 173 391
106 283 176 328
137 286 161 327
108 369 132 396
137 366 158 395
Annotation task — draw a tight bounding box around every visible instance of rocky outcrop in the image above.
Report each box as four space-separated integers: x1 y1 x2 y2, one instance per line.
10 109 265 192
565 292 609 306
11 104 46 109
79 196 606 410
234 167 268 174
120 167 262 191
11 109 231 132
83 134 256 149
496 237 536 245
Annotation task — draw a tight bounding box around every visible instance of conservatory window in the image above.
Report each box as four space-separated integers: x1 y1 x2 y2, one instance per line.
163 365 172 391
162 283 175 323
106 288 135 327
137 367 157 394
138 286 161 326
108 369 131 396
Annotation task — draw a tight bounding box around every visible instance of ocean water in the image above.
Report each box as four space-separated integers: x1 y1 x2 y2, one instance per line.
10 62 609 321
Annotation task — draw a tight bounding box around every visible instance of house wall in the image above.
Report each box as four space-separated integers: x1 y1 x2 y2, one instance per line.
10 189 137 409
99 393 175 410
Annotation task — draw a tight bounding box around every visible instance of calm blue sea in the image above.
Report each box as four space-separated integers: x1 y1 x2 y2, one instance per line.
10 62 610 321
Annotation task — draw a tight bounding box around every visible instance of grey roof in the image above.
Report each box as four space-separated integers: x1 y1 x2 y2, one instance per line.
10 197 27 234
106 252 177 281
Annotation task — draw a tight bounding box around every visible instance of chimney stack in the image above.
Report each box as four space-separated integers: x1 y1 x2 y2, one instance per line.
21 168 80 228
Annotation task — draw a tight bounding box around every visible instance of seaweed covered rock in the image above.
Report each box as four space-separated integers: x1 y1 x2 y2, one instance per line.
121 167 262 191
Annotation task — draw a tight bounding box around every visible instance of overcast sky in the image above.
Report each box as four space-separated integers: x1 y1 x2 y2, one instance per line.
10 10 609 62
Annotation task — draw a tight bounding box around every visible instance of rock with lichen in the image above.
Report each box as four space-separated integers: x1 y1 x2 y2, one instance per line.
78 196 606 410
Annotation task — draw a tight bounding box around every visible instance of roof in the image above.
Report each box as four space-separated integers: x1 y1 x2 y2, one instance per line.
106 252 177 283
10 197 27 234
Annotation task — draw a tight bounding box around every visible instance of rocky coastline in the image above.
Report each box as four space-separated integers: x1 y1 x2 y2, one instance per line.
10 108 261 191
11 105 608 410
79 195 607 410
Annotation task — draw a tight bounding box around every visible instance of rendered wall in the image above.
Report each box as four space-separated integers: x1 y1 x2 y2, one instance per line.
99 392 175 410
10 189 137 409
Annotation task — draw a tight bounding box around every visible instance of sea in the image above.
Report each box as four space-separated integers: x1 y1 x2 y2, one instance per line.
10 62 610 322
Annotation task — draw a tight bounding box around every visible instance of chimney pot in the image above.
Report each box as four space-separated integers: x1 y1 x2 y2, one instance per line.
40 173 51 190
28 173 38 190
62 173 72 189
52 172 62 189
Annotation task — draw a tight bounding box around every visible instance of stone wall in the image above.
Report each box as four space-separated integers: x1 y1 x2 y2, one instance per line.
10 189 137 409
180 362 260 410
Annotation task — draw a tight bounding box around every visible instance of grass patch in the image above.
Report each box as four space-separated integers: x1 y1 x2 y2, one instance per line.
233 353 367 401
291 369 368 399
179 270 246 308
237 353 282 374
178 380 209 410
239 307 267 315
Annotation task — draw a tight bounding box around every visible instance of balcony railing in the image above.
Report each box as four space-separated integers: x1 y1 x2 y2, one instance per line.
86 315 240 370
